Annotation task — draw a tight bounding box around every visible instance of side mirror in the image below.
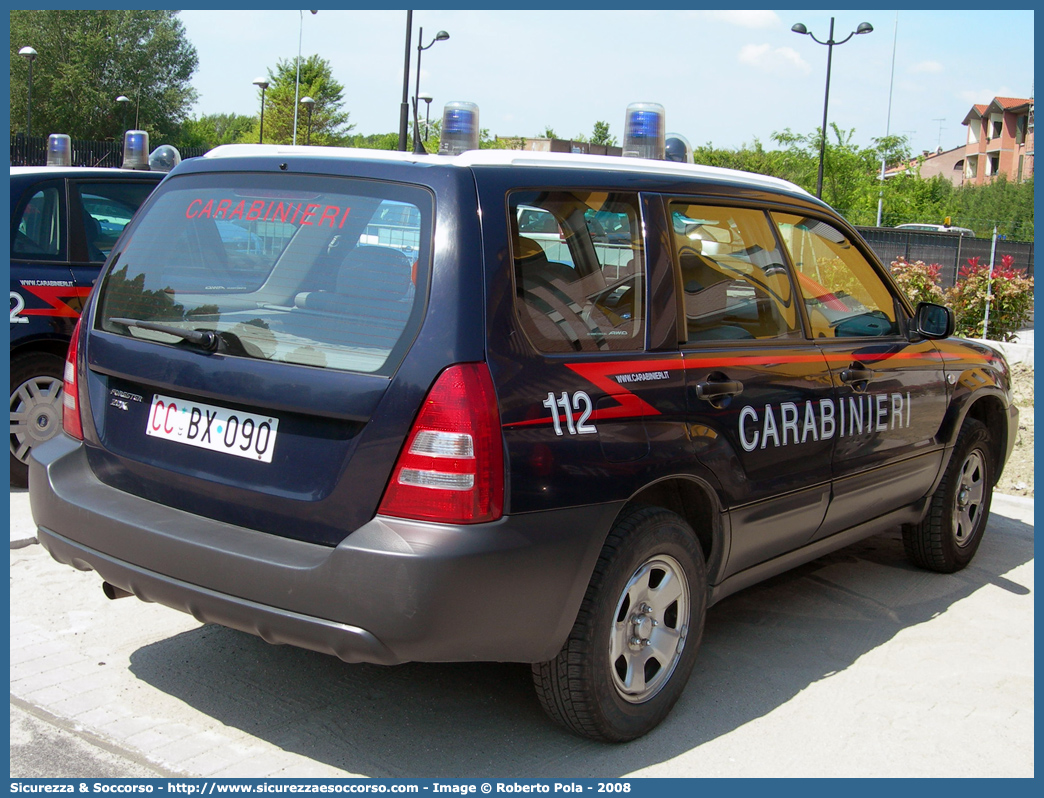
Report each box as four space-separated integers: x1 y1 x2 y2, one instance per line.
914 302 955 339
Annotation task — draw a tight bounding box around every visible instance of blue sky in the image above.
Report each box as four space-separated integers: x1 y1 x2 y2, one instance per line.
178 9 1034 155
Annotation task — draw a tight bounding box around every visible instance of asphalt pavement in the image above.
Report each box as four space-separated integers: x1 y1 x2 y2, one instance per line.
9 489 1034 777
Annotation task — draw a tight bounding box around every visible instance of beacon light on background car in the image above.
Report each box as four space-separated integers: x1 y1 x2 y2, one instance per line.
438 101 480 156
148 144 182 173
121 130 150 170
45 134 73 167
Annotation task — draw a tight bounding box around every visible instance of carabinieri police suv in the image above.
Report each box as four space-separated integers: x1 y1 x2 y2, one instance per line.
30 103 1018 741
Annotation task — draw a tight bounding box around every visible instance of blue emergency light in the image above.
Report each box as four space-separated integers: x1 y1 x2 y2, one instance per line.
438 101 480 156
623 102 665 160
46 134 73 167
122 130 150 170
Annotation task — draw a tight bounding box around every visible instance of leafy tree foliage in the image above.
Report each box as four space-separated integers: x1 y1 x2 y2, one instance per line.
247 54 353 145
178 113 255 150
590 120 616 147
691 125 1033 240
9 10 198 142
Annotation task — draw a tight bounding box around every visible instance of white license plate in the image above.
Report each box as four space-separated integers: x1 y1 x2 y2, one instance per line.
146 394 279 463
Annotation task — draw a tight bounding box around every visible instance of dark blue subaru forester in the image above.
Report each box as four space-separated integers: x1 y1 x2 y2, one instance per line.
30 145 1018 741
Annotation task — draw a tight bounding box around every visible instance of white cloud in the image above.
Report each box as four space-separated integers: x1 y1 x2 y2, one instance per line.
910 60 944 74
739 43 810 74
704 10 782 29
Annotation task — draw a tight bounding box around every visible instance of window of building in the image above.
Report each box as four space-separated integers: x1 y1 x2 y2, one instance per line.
966 155 979 179
988 154 1001 176
990 114 1004 140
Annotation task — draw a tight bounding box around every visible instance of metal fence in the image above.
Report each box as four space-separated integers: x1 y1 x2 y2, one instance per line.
10 134 207 168
855 227 1034 288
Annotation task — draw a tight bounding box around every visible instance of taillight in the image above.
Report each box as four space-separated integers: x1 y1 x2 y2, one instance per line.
62 318 83 441
378 363 504 524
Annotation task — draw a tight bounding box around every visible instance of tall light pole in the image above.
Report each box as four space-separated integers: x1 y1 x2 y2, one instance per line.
301 96 315 145
876 12 898 227
116 95 131 136
419 92 433 141
413 27 449 154
19 46 37 138
293 10 319 146
792 17 874 198
398 10 413 151
253 77 270 143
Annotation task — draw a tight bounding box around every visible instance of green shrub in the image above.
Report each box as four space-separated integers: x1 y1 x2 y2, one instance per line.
946 256 1034 342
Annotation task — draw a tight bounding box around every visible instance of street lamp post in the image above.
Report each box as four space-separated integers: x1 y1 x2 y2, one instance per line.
413 27 449 154
19 46 37 138
419 92 433 141
293 10 319 146
116 95 131 136
301 96 315 145
398 10 413 151
253 77 270 144
791 17 873 198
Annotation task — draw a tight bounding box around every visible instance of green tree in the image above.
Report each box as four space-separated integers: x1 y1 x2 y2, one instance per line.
9 10 198 142
177 112 255 150
249 54 353 145
540 125 558 139
344 131 400 151
590 120 616 147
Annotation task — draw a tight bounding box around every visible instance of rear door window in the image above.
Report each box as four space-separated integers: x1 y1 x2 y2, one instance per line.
669 202 801 342
510 190 644 353
12 182 66 261
96 172 432 376
74 181 157 262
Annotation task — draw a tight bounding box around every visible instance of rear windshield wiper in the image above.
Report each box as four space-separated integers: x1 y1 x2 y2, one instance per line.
109 318 219 352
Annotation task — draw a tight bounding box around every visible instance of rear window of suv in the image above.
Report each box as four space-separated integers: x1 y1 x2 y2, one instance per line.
96 173 432 376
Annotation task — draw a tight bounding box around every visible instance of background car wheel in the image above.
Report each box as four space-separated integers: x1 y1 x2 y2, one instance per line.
532 505 707 742
10 352 65 489
903 418 994 573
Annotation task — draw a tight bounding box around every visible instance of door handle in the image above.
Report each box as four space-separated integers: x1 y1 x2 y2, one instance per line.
840 365 873 392
695 379 744 400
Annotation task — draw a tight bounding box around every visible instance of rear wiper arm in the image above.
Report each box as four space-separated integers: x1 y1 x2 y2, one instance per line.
109 318 219 352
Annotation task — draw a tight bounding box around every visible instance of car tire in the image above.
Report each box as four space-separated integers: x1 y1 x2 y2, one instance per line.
532 505 707 742
10 352 65 489
903 418 994 573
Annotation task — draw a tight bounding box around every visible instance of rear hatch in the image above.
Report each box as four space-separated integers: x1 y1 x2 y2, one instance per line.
81 168 435 545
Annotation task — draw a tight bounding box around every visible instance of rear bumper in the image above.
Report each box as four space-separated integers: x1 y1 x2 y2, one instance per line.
30 435 616 665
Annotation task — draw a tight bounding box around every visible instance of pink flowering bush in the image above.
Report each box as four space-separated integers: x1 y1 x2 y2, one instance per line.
890 257 946 306
946 255 1034 342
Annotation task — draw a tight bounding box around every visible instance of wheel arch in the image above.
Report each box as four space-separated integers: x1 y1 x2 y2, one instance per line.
961 393 1011 478
10 337 73 369
618 475 727 583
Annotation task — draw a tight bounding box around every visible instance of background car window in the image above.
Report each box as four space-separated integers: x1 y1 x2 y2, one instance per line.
76 182 157 261
670 203 800 342
13 185 65 260
772 212 900 338
511 190 644 353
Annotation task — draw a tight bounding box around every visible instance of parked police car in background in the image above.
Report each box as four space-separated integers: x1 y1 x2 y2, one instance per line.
30 126 1017 741
9 132 177 486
